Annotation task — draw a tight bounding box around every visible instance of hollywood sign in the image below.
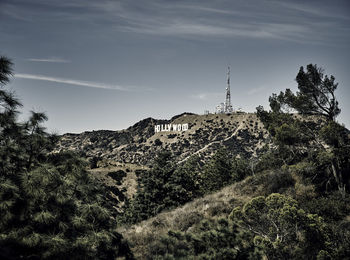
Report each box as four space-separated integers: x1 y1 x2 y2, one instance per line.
154 123 189 133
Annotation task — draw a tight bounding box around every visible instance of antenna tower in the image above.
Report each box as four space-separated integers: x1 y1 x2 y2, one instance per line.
225 66 233 113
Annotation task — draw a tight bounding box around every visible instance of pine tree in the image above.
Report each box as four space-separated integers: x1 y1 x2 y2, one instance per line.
0 56 132 259
270 64 340 121
257 64 349 195
124 152 203 224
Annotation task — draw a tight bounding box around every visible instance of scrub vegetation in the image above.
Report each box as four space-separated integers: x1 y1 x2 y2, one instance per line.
1 56 349 259
119 63 350 259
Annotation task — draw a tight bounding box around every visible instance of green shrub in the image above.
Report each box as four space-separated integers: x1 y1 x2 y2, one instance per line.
263 169 295 195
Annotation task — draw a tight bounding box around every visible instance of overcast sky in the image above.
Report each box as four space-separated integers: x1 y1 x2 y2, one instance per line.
1 0 349 133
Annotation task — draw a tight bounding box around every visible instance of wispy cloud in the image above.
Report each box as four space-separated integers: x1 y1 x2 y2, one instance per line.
121 22 270 38
105 1 339 43
15 73 132 91
247 87 266 95
27 57 70 63
191 92 223 100
2 0 348 44
274 1 350 20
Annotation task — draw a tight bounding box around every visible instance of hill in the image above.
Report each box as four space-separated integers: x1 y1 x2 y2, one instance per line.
118 168 350 259
55 112 271 166
117 175 257 259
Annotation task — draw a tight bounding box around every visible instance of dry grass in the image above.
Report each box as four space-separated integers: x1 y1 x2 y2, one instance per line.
117 168 304 259
117 177 258 259
89 162 147 199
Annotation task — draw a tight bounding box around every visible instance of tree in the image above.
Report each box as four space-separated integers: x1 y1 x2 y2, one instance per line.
124 152 176 223
0 56 132 259
316 121 350 196
167 155 203 205
231 157 249 180
257 64 349 195
147 219 257 259
256 106 308 166
231 193 331 259
123 152 202 224
201 148 233 193
277 64 340 121
1 153 132 259
0 56 13 86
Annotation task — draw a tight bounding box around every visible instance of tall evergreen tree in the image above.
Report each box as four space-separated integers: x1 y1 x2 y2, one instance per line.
0 56 132 259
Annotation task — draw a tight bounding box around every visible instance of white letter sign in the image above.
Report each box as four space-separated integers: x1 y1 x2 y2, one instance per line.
154 123 189 133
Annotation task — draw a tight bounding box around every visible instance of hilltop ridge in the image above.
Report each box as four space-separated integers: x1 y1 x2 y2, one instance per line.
55 112 272 166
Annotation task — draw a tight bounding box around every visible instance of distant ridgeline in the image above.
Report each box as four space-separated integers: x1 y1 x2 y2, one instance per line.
154 123 189 133
55 112 272 165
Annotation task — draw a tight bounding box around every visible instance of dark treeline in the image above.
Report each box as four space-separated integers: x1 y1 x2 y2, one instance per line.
0 57 132 259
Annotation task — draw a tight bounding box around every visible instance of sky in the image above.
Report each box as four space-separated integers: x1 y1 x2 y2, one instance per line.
1 0 349 134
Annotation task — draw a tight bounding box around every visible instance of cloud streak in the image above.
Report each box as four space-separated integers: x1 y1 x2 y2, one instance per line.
27 58 70 63
191 92 223 100
104 1 346 44
15 73 131 91
247 87 266 95
2 0 349 44
121 21 312 43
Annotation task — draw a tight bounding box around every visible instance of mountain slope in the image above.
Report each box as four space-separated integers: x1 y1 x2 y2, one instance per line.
55 112 271 166
117 169 294 259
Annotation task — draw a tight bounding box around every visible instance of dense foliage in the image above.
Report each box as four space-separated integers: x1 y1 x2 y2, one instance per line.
0 56 131 259
147 218 257 259
122 152 202 224
257 64 350 196
232 193 331 259
148 194 332 260
121 149 249 224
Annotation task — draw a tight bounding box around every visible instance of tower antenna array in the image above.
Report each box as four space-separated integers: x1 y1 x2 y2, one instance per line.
225 66 233 113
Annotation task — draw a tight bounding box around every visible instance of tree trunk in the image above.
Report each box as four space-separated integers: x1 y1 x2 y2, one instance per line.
331 161 345 198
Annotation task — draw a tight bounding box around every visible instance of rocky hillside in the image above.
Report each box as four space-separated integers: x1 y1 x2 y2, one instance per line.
55 112 272 166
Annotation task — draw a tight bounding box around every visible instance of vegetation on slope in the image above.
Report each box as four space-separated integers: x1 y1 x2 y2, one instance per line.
119 64 350 259
2 55 349 259
119 149 250 225
0 56 132 259
56 112 271 166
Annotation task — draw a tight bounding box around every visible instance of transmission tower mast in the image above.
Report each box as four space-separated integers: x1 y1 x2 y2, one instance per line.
225 66 233 113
